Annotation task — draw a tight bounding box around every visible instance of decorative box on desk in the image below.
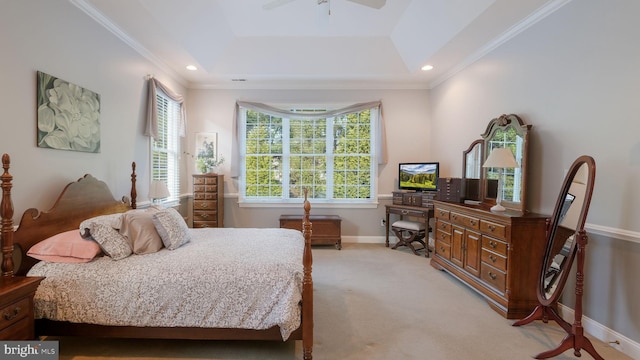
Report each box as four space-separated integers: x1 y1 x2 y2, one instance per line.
436 178 465 203
192 174 223 228
279 215 342 250
392 191 436 209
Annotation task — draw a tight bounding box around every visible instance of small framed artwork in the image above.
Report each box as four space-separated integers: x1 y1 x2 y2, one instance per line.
36 71 101 153
195 132 220 173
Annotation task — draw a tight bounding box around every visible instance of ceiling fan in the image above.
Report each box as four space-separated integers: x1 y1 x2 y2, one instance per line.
263 0 386 11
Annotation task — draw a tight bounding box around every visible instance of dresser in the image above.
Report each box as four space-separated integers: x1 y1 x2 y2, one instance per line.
0 276 43 340
430 200 548 319
192 174 224 228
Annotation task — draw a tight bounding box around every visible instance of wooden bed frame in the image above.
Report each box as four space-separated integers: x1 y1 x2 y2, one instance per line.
0 154 314 360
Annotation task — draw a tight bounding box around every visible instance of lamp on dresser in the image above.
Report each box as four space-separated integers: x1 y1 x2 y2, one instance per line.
149 180 170 204
482 147 519 212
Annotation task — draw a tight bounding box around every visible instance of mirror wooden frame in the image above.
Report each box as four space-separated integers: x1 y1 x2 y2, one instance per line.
462 139 484 201
513 155 601 360
480 114 531 213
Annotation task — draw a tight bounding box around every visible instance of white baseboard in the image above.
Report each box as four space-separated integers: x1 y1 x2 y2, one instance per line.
341 236 639 359
558 304 640 359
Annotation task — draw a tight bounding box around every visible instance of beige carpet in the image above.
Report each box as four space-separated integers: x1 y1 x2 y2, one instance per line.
50 243 629 360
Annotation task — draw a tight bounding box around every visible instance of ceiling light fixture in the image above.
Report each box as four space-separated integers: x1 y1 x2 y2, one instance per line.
421 65 434 71
186 65 197 71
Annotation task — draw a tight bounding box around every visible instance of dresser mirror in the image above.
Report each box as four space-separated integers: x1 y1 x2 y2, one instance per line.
513 156 600 359
480 114 531 213
462 139 483 201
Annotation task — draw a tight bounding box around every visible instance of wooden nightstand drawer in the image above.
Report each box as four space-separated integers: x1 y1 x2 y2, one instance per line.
0 276 43 340
0 297 30 331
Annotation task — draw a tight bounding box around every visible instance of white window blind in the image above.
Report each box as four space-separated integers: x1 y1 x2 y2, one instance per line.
151 90 180 202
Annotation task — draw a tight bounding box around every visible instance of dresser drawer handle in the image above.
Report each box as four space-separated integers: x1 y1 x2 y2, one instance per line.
439 246 445 252
488 272 497 280
3 307 21 321
469 219 477 226
489 241 497 248
440 234 446 239
440 223 446 229
200 213 209 219
488 225 496 231
452 214 458 220
200 203 208 208
439 210 446 216
401 210 408 215
489 255 497 262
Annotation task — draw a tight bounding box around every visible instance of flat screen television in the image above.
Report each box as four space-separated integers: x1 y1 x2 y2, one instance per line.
398 162 439 192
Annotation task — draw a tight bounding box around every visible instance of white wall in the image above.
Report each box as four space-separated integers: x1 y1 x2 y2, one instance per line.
429 0 640 348
0 0 185 217
186 88 430 234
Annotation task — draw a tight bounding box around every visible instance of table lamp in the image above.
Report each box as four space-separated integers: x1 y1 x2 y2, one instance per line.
149 180 170 204
482 148 519 211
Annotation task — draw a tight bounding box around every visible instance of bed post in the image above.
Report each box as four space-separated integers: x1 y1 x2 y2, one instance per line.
130 162 137 209
1 154 14 277
302 189 313 360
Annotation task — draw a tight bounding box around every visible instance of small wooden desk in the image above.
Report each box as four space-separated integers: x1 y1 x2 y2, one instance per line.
385 204 433 257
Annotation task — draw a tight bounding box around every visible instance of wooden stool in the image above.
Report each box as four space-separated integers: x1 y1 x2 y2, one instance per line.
391 220 428 256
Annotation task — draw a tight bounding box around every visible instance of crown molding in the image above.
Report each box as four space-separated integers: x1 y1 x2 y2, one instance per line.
70 0 187 87
429 0 574 89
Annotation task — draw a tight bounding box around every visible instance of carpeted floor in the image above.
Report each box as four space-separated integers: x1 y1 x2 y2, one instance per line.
50 243 630 360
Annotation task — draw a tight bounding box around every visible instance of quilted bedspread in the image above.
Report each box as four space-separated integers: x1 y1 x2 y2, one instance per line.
27 228 305 340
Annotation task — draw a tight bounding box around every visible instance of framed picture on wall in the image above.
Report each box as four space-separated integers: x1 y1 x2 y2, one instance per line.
36 71 101 153
195 132 219 173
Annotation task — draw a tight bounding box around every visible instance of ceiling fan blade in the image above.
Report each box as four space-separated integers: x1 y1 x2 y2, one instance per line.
263 0 297 10
346 0 386 9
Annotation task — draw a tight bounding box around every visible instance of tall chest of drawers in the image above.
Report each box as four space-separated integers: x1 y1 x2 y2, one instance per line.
192 174 224 228
430 200 548 319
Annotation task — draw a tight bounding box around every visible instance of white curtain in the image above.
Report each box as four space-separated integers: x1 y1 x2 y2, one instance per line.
145 78 186 139
231 101 388 178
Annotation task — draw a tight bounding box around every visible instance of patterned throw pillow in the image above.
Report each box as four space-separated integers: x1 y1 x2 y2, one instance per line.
79 213 124 238
89 222 132 260
152 208 192 250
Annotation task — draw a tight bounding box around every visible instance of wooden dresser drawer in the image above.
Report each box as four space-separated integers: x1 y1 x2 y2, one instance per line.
0 297 30 331
193 221 218 228
194 200 218 210
436 220 451 233
450 212 480 230
435 208 450 220
481 263 506 294
482 249 507 272
480 220 507 240
434 242 451 260
482 237 508 256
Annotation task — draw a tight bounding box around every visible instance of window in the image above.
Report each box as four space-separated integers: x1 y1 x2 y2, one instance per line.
151 90 180 202
238 104 378 205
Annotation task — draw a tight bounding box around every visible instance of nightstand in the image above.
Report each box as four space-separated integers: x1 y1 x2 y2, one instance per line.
0 276 43 340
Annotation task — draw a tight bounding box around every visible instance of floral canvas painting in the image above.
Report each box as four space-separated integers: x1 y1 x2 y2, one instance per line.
37 71 101 153
195 132 223 173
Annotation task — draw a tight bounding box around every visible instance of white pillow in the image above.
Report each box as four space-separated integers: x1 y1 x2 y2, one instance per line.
152 208 191 250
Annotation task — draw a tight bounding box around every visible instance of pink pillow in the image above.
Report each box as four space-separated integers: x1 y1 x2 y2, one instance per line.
28 230 102 263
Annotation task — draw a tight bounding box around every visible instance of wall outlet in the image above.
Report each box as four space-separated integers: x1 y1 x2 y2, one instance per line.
380 218 386 227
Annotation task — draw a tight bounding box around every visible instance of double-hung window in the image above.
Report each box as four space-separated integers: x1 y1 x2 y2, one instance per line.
150 90 180 203
237 102 380 206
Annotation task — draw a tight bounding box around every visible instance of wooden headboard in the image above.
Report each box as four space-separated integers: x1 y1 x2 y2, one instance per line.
1 154 137 276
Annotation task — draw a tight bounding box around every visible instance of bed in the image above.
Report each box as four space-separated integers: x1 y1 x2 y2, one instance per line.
0 154 314 360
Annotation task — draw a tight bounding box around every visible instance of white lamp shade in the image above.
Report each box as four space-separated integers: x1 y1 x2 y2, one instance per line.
482 148 519 168
149 180 170 199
